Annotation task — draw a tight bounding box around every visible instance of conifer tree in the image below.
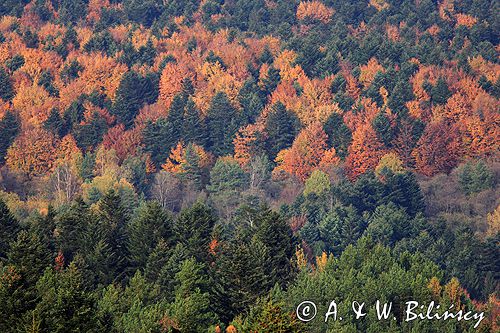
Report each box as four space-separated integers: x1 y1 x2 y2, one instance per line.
264 102 300 159
0 111 19 163
0 67 14 101
206 92 240 156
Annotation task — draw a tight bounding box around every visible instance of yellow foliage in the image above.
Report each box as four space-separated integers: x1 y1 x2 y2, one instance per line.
375 152 405 177
315 252 328 272
297 1 334 24
486 204 500 238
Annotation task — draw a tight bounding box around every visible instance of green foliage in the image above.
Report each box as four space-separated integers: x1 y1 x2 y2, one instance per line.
33 264 96 333
0 111 19 163
264 102 300 159
174 203 216 262
0 67 14 101
323 112 351 159
0 199 20 259
127 201 174 271
459 161 494 195
304 170 331 197
206 92 240 156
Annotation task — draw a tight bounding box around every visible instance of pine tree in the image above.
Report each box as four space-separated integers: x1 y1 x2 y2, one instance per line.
182 98 207 146
174 203 216 263
0 199 20 259
0 111 19 163
127 202 174 271
323 112 351 159
0 67 14 101
167 93 186 142
264 102 300 160
206 92 240 156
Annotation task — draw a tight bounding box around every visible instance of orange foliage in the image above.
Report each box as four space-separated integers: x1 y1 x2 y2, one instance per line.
162 141 212 174
369 0 389 11
6 127 59 178
468 55 500 82
102 124 142 162
193 60 243 113
345 123 386 180
412 121 461 176
233 124 263 167
13 83 57 126
359 58 384 88
159 62 189 110
297 1 334 24
274 122 339 181
455 14 477 28
72 53 126 101
56 134 81 165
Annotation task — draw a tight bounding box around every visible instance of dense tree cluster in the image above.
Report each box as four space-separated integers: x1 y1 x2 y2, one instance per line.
0 0 498 332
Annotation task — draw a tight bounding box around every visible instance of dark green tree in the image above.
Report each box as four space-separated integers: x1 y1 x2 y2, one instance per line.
264 102 300 159
174 203 216 262
127 202 174 271
0 67 14 101
323 112 351 159
205 92 240 156
0 110 20 163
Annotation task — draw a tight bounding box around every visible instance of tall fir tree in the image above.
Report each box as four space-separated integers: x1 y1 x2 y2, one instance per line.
264 102 300 159
0 110 20 163
206 92 240 156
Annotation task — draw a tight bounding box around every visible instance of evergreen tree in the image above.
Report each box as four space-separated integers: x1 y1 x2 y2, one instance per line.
0 110 20 163
34 263 96 333
167 93 186 142
112 71 144 128
0 67 14 101
264 102 300 159
43 108 65 137
174 203 216 263
127 202 174 271
319 205 364 254
90 190 130 283
143 118 177 166
372 112 394 147
168 258 217 332
182 98 207 146
431 77 451 105
205 92 240 156
323 112 351 159
253 208 295 286
0 199 20 259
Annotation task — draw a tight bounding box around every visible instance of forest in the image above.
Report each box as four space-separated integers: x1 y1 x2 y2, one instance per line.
0 0 498 332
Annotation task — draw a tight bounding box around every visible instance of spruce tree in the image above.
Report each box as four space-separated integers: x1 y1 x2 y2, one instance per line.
205 92 239 156
127 202 174 271
112 71 143 128
264 102 300 159
0 110 20 163
174 203 216 263
167 93 186 142
0 67 14 101
323 112 351 159
0 199 20 259
182 98 206 146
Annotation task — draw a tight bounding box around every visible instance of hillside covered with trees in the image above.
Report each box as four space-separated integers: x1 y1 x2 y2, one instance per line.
0 0 498 332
